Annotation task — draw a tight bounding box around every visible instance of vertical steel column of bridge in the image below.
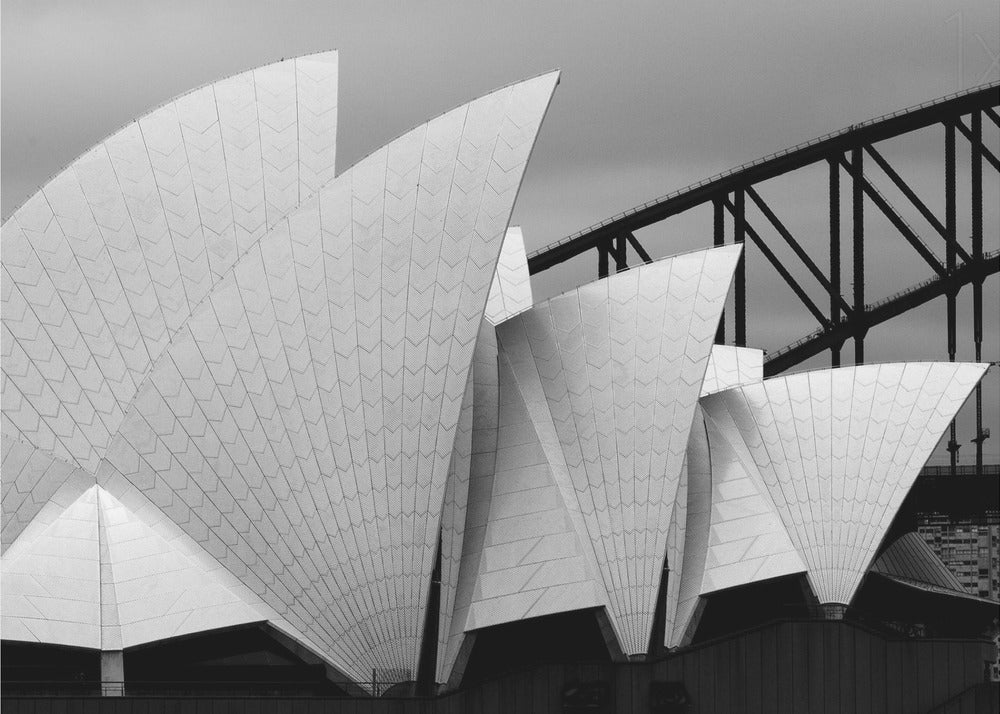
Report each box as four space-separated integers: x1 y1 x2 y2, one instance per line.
715 199 726 344
829 159 842 367
613 235 629 272
970 110 985 470
734 189 747 347
598 240 610 278
946 122 959 472
852 148 865 364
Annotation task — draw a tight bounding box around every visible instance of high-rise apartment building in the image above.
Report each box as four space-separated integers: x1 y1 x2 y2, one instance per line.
919 514 1000 600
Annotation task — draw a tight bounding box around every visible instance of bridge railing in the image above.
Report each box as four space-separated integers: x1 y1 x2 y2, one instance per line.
529 81 1000 260
766 249 1000 363
920 464 1000 478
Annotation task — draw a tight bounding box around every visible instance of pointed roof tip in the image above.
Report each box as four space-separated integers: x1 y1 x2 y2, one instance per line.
714 242 744 256
328 68 560 197
700 361 992 606
515 243 743 314
475 69 560 101
2 49 342 225
518 68 561 83
293 50 339 63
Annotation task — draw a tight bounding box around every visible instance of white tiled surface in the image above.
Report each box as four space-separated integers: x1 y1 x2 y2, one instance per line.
438 321 500 681
670 406 711 647
1 53 338 474
671 401 807 646
700 346 764 396
1 434 94 551
436 226 534 680
492 246 741 656
465 346 604 626
98 486 265 648
699 362 988 605
99 72 559 685
2 61 557 688
698 411 806 595
1 485 101 648
6 52 985 690
484 227 533 325
2 480 268 651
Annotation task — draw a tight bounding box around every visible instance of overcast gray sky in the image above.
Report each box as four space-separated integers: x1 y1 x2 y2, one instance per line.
3 0 999 462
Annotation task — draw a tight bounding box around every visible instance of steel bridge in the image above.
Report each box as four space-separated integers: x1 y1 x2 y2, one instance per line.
528 81 1000 474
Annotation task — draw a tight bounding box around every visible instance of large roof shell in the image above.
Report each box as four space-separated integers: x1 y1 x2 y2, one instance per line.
4 50 990 692
487 245 741 655
2 57 559 687
2 53 339 475
698 362 988 605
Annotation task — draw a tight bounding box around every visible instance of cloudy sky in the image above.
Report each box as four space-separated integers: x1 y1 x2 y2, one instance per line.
3 0 998 462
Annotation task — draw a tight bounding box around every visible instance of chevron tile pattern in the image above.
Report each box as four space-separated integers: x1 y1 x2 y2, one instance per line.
483 226 533 324
699 362 988 605
2 56 556 688
492 246 741 655
436 226 536 681
97 486 267 649
7 50 990 697
1 52 338 475
700 345 763 396
1 435 94 551
1 481 269 651
98 72 559 685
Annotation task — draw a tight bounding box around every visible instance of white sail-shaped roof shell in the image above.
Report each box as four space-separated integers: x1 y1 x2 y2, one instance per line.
698 362 988 605
2 56 559 686
474 245 741 656
2 53 339 476
6 49 991 695
96 72 559 685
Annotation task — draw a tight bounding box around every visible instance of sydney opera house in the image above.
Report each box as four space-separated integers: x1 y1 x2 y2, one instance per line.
1 52 997 712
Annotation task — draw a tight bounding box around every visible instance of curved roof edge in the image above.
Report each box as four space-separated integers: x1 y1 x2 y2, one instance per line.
484 227 534 325
492 244 742 655
2 51 340 474
2 51 340 224
101 70 561 686
699 361 989 605
507 243 744 322
530 81 999 261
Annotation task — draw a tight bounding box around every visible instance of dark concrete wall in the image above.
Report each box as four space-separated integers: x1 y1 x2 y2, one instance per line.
3 620 997 713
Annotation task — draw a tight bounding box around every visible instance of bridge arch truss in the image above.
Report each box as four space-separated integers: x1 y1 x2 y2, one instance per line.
528 82 1000 469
